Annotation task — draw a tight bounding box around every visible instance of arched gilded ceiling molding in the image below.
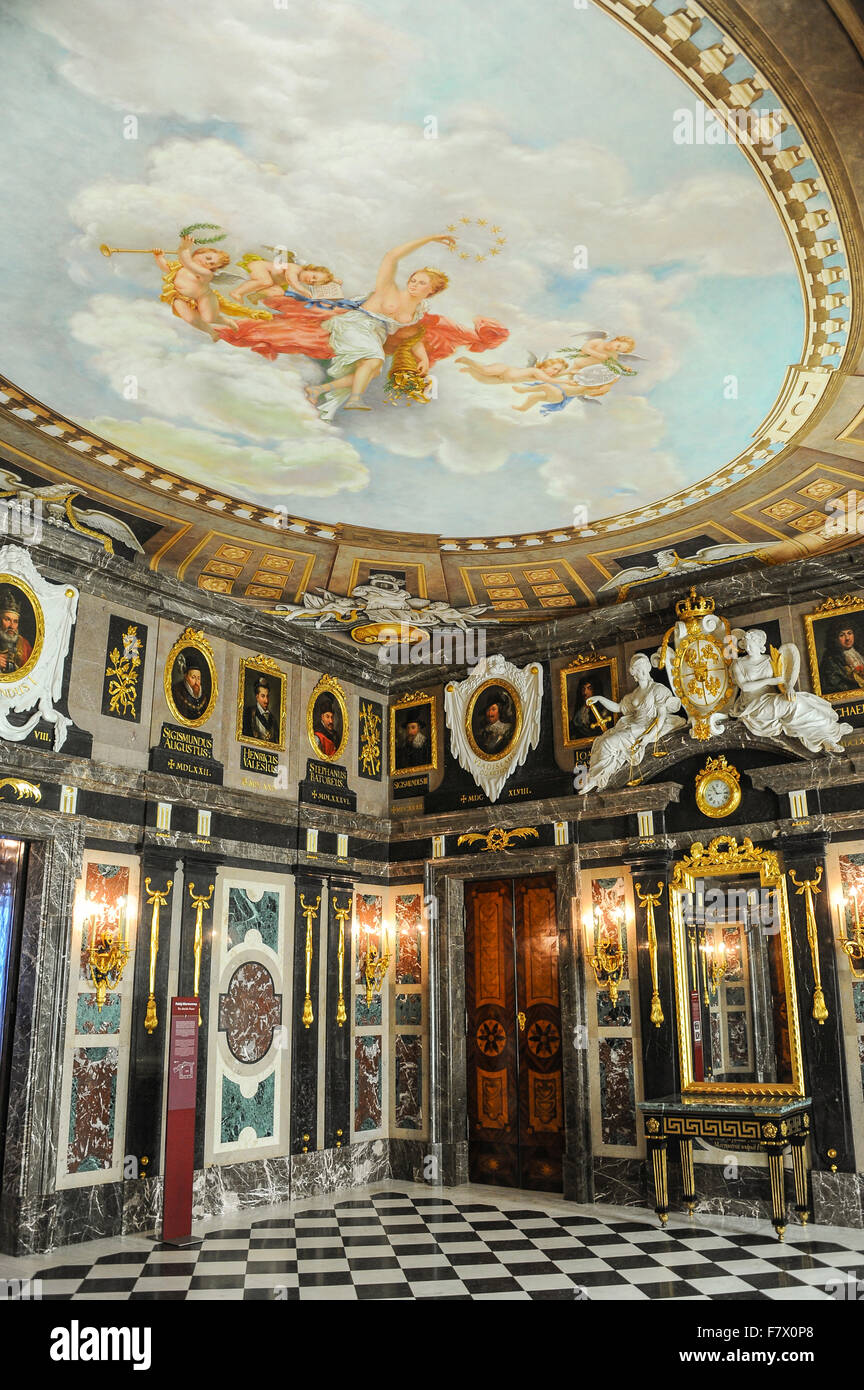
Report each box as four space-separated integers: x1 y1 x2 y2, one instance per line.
0 0 861 619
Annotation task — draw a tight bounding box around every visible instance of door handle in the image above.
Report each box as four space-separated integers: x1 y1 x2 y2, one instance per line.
517 1010 526 1032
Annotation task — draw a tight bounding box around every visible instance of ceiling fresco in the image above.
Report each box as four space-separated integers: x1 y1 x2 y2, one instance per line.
0 0 860 618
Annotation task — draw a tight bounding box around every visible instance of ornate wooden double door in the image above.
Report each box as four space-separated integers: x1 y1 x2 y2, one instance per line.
465 873 564 1192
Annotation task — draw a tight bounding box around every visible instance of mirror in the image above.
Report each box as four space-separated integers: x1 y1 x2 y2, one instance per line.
669 835 805 1098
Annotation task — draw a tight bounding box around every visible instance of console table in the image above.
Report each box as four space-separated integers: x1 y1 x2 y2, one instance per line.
638 1095 812 1240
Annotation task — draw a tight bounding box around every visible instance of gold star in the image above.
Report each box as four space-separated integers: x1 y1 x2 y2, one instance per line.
477 218 487 226
459 252 469 260
491 224 501 233
460 215 471 225
489 247 501 256
496 237 506 245
446 225 457 234
475 253 485 262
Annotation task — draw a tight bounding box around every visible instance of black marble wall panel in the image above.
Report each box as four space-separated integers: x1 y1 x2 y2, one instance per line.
784 834 856 1174
324 881 353 1150
177 852 221 1170
291 875 323 1153
625 848 678 1102
124 849 176 1180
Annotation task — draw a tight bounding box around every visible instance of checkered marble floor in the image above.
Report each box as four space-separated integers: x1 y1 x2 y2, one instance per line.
4 1182 864 1301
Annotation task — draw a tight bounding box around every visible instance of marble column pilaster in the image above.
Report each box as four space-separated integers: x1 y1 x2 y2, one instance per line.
623 846 678 1102
324 876 354 1152
125 848 177 1180
291 874 324 1154
782 832 855 1175
177 852 221 1171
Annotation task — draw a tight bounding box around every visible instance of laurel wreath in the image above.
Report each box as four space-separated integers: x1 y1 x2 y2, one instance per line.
179 222 227 245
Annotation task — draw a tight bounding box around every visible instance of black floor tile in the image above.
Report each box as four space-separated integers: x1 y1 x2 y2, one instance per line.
462 1275 524 1294
346 1256 403 1271
243 1259 299 1275
76 1277 139 1293
528 1287 585 1300
296 1270 354 1286
188 1274 246 1290
354 1282 413 1299
129 1289 189 1300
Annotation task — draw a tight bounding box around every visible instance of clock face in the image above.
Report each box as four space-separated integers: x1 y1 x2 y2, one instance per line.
704 777 732 808
696 763 741 818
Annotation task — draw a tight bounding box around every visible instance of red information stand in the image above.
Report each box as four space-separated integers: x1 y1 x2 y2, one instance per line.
163 997 200 1245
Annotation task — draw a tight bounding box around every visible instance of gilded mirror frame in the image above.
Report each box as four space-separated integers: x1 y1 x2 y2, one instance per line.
669 835 805 1099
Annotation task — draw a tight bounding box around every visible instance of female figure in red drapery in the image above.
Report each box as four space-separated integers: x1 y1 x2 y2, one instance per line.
216 232 509 416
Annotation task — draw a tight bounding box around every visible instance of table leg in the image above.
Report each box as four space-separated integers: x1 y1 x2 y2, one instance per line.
766 1149 787 1241
790 1137 810 1225
679 1138 696 1216
648 1137 669 1226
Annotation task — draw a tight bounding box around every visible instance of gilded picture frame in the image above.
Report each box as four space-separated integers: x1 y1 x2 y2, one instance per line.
164 627 218 728
560 653 619 749
465 677 523 763
236 654 287 752
804 594 864 704
390 691 438 776
0 573 45 683
669 836 805 1099
306 672 349 761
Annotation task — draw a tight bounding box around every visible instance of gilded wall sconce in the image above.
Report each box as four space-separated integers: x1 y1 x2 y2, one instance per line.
361 920 391 1008
836 890 864 980
586 906 625 1007
299 893 320 1028
788 867 829 1024
634 881 664 1026
144 878 172 1034
84 893 130 1010
188 881 214 1025
332 897 352 1025
700 935 727 1000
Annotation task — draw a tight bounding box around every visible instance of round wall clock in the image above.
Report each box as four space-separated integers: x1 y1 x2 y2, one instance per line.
694 755 741 819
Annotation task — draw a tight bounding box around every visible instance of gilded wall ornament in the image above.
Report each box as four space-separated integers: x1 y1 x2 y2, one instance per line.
445 654 542 803
0 545 77 751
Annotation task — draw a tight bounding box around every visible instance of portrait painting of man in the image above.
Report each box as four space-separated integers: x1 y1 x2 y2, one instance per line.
308 691 344 760
805 599 864 706
238 661 285 749
561 657 618 749
469 682 519 759
165 634 217 727
0 582 39 678
817 618 864 697
391 695 437 774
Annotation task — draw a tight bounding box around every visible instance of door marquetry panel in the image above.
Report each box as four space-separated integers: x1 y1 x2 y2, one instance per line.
466 873 563 1193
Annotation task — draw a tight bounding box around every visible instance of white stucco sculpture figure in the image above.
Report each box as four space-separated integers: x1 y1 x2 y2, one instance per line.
580 653 687 793
730 627 852 754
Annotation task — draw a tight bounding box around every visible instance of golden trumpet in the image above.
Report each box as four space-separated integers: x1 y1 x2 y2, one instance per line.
99 244 179 257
